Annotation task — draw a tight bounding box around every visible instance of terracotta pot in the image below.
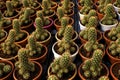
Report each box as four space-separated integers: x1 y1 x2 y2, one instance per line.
110 62 120 80
52 41 79 61
77 2 83 10
106 46 120 64
103 30 112 46
79 44 105 62
39 30 51 46
21 19 34 34
2 20 12 33
78 63 109 80
65 9 74 18
79 30 102 44
13 3 23 12
30 10 36 21
51 1 58 11
34 18 54 31
55 30 78 41
29 44 48 63
48 63 77 80
31 2 42 11
96 10 104 20
13 61 43 80
15 30 29 47
0 30 7 44
0 44 21 63
0 60 14 80
54 18 74 31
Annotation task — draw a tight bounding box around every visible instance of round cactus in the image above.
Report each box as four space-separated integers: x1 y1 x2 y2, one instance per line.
57 7 64 21
98 76 109 80
86 16 98 27
47 75 59 80
22 0 29 8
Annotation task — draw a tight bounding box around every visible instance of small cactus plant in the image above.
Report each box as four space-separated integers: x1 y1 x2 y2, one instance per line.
12 19 26 41
49 52 76 79
80 0 93 14
82 49 103 78
114 0 120 8
29 0 39 8
25 35 43 57
101 4 117 25
15 48 35 79
42 0 54 16
36 10 50 26
32 17 49 41
57 25 76 54
1 29 20 55
0 62 12 78
11 0 22 9
19 8 31 26
4 1 17 17
47 75 59 80
108 38 120 58
57 6 64 22
98 76 109 80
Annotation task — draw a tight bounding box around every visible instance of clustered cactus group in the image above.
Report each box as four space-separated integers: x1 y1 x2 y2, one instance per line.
49 52 75 79
26 35 43 56
107 23 120 41
0 63 12 77
108 38 120 58
57 25 76 54
1 30 19 55
80 0 93 14
82 49 103 78
101 4 117 25
36 10 50 26
15 48 35 79
12 19 26 41
32 17 49 41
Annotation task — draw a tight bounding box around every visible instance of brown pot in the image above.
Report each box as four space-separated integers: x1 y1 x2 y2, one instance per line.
65 9 74 18
106 46 120 64
77 2 83 10
79 44 105 62
110 62 120 80
78 63 109 80
79 30 102 44
31 2 42 11
55 30 78 41
54 17 74 31
103 30 112 46
0 44 21 63
13 61 43 80
0 60 14 80
39 30 51 46
15 30 29 47
96 10 104 20
30 44 48 63
48 63 77 80
0 30 7 44
51 1 58 11
21 19 34 34
2 20 12 32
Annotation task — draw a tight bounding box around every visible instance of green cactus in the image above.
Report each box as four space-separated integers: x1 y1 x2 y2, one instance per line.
98 76 109 80
36 10 50 26
29 0 38 8
11 0 22 8
114 0 120 8
1 29 20 55
25 35 43 56
47 75 59 80
57 7 64 22
32 17 49 41
58 17 69 37
101 4 117 25
15 48 35 79
79 0 84 7
104 0 112 6
0 63 12 77
108 38 120 58
0 20 6 39
82 49 103 78
22 0 29 8
49 52 75 79
42 0 54 16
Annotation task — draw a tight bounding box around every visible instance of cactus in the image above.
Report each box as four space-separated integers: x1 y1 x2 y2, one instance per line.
99 76 109 80
101 4 117 25
49 52 75 79
22 0 29 8
58 17 69 37
47 75 59 80
114 0 120 8
42 0 54 16
15 48 35 79
0 17 6 39
79 0 84 7
32 17 49 41
36 10 50 26
4 1 15 17
57 7 64 22
11 0 22 8
1 29 19 55
82 49 103 78
108 38 120 58
25 35 43 56
29 0 38 8
0 1 5 8
0 63 12 77
57 25 76 54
